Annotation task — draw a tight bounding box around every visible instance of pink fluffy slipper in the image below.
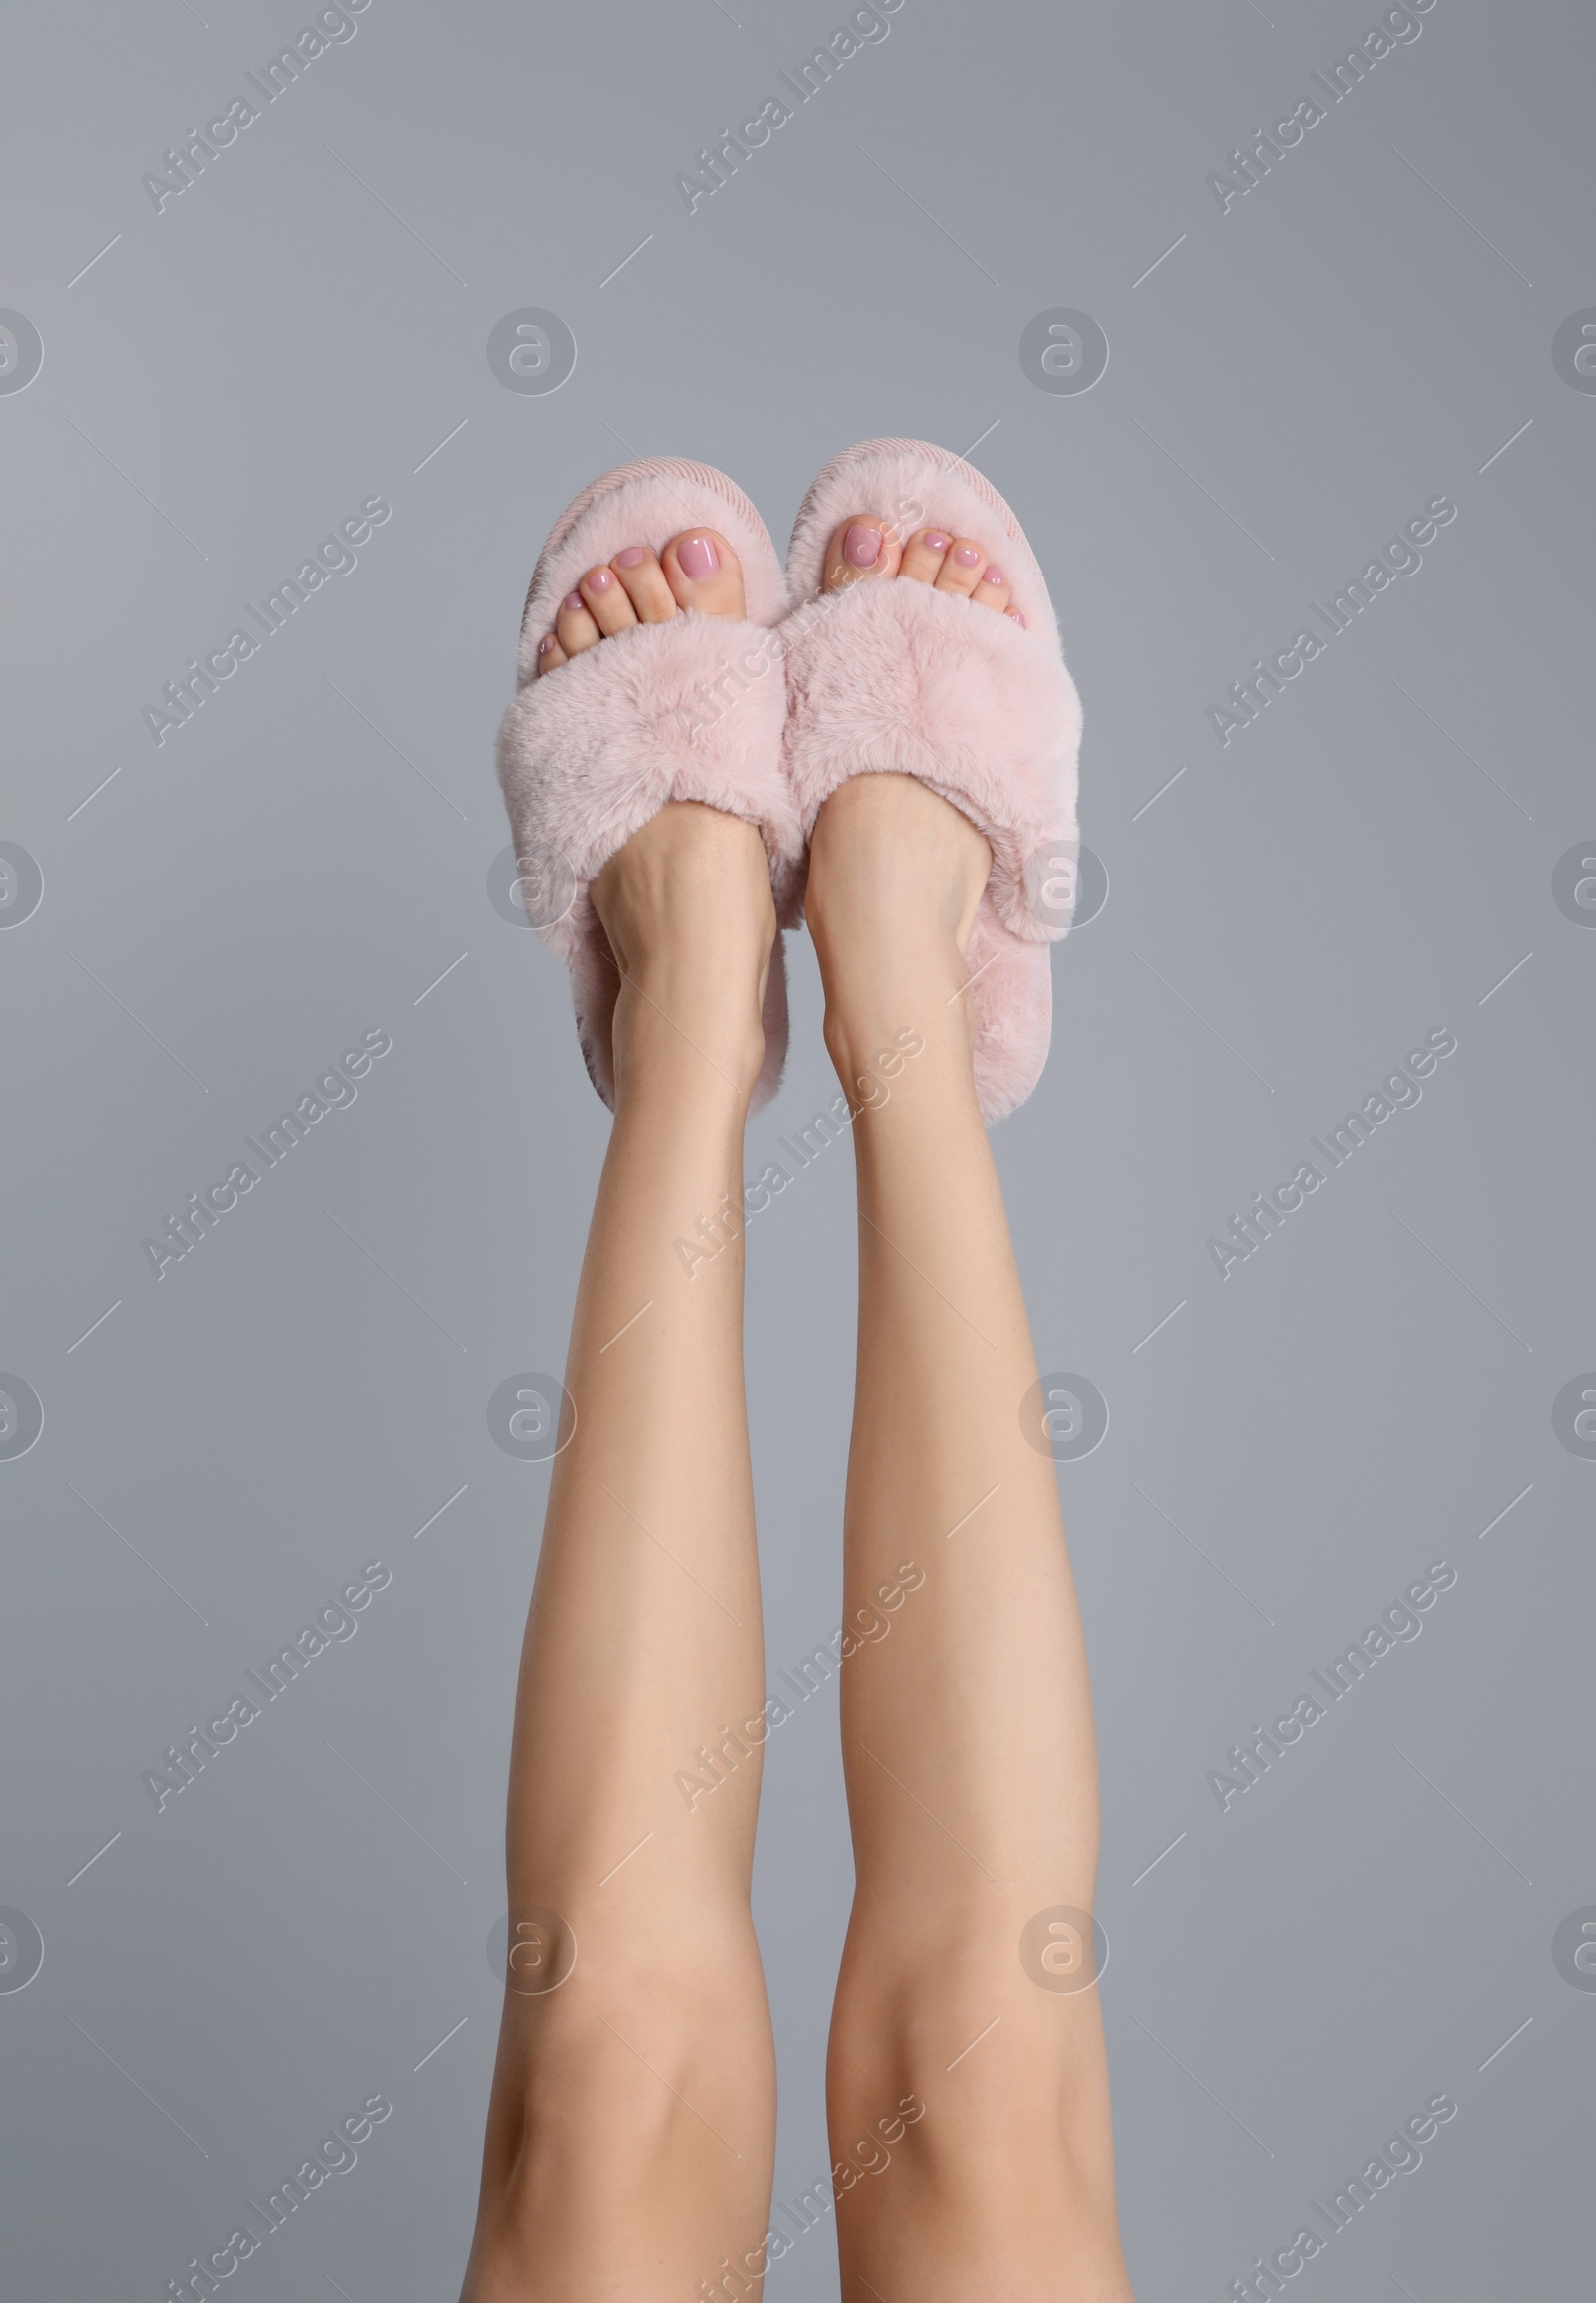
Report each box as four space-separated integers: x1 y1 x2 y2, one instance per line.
496 459 804 1111
780 438 1084 1123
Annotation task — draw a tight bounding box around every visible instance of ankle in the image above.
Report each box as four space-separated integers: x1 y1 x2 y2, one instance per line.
592 806 777 1109
805 775 992 1101
821 958 978 1119
608 957 769 1110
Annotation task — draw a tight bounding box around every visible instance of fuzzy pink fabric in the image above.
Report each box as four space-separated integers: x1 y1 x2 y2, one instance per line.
781 439 1083 1123
497 459 804 1111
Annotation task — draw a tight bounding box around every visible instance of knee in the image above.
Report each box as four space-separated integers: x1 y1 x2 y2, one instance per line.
829 1909 1107 2162
482 1900 750 2150
476 1920 773 2248
514 1903 765 2086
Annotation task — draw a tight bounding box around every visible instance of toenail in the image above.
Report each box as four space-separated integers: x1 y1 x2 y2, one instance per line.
562 591 584 612
953 545 982 568
844 523 882 568
613 547 648 569
587 568 615 591
538 633 555 652
676 534 719 578
1005 607 1026 626
982 565 1006 585
922 532 951 553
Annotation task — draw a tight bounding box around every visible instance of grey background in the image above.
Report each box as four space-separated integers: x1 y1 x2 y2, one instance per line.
2 0 1590 2295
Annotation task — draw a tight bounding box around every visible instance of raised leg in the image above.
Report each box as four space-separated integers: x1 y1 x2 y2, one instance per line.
807 772 1136 2303
462 802 780 2303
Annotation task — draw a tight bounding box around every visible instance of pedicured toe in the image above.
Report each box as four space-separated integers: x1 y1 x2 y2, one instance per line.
661 529 746 619
899 528 953 583
579 564 639 636
971 562 1011 612
933 540 988 599
554 590 601 657
822 515 902 591
608 545 679 624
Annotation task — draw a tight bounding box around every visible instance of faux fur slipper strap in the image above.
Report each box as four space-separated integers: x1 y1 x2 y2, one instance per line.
497 458 803 1111
781 438 1084 1124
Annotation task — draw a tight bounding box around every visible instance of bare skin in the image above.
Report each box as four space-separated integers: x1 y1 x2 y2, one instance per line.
534 526 746 673
462 514 1134 2301
808 515 1131 2302
817 509 1027 625
463 525 779 2303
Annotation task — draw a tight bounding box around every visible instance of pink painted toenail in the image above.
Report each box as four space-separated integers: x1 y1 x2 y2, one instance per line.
1005 607 1026 626
676 534 719 578
922 532 951 553
587 568 614 591
953 545 982 568
982 565 1006 585
843 523 882 568
538 633 555 651
613 547 648 569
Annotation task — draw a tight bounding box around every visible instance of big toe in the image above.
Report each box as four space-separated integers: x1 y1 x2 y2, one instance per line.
821 516 903 592
661 529 745 619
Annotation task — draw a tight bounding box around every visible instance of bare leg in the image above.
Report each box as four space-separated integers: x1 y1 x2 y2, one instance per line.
807 773 1136 2302
462 802 779 2303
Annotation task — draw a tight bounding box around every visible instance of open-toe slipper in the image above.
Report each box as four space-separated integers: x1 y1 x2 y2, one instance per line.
496 458 803 1111
779 437 1083 1123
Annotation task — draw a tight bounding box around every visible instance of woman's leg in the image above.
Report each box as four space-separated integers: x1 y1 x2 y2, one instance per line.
462 800 779 2303
807 768 1136 2302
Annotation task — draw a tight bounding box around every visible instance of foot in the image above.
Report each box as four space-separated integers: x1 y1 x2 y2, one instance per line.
805 774 992 1110
591 802 775 1108
819 513 1026 627
536 529 745 673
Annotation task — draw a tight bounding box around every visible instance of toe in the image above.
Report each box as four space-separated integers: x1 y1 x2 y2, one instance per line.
933 539 988 599
535 630 569 676
555 589 601 658
661 529 746 619
609 545 678 625
579 563 639 637
821 515 903 592
899 527 953 584
970 561 1011 613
